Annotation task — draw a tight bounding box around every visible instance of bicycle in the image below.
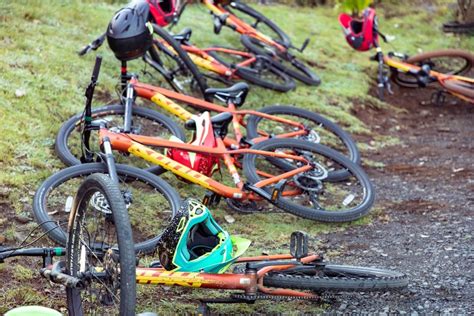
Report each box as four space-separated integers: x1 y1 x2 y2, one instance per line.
186 0 321 86
339 8 474 104
36 56 374 252
56 57 360 181
148 27 296 92
0 229 408 315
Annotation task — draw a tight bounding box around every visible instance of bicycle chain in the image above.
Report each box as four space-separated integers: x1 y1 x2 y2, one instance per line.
230 293 320 301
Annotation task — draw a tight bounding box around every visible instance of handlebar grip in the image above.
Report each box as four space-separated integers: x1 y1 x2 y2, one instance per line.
78 45 91 56
91 55 103 82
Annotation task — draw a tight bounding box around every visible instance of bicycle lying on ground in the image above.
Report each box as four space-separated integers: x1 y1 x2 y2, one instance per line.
193 0 322 86
35 56 374 252
339 7 474 104
56 57 360 180
0 224 408 314
148 26 296 92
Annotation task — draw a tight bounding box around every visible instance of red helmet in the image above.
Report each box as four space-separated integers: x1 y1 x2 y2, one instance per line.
167 112 220 177
146 0 177 27
339 8 378 52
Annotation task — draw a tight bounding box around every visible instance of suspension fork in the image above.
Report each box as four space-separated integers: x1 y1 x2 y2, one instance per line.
102 136 119 185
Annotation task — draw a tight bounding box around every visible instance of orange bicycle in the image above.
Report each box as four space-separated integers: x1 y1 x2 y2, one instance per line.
188 0 321 85
145 26 296 92
36 57 374 253
56 59 360 181
339 7 474 104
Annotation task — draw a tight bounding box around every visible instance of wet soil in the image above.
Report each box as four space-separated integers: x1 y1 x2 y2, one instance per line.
322 85 474 314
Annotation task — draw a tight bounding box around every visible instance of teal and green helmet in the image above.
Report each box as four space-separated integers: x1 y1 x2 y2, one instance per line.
157 198 250 273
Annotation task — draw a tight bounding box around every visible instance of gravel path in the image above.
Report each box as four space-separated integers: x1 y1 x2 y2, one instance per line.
321 88 474 314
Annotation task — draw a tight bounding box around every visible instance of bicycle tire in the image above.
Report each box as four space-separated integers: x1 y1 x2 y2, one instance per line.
224 1 291 47
243 138 374 222
55 104 186 175
240 35 321 86
147 24 209 99
33 163 181 254
66 174 136 315
263 264 408 292
206 47 295 92
245 105 360 181
392 49 474 88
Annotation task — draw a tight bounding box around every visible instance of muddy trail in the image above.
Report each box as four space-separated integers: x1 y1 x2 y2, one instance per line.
322 86 474 314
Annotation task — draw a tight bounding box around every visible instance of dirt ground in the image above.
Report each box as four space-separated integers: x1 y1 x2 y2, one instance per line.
322 85 474 314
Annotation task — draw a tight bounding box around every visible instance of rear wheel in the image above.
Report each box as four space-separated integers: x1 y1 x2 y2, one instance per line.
241 35 320 86
206 47 295 92
245 105 360 181
66 174 136 315
264 264 408 291
55 104 185 175
392 49 474 88
144 24 208 99
243 138 374 222
33 163 181 254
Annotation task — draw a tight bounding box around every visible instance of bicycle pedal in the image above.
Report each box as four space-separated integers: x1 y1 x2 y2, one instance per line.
271 179 287 202
290 231 309 259
202 191 221 207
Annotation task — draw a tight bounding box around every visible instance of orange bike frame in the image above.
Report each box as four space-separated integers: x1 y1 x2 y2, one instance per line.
182 44 257 79
201 0 286 53
384 54 474 103
135 253 319 298
100 128 312 200
130 77 308 148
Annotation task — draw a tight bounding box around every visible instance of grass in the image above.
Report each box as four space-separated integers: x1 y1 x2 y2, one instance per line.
0 0 473 313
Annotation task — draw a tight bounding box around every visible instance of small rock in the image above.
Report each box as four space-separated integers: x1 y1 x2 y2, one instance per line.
15 215 32 224
224 215 235 224
15 89 26 98
339 303 347 310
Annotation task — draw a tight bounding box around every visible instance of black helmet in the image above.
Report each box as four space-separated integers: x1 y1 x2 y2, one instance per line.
106 0 152 61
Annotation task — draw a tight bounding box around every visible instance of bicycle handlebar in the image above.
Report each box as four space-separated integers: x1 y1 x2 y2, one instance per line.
78 33 106 56
0 247 66 263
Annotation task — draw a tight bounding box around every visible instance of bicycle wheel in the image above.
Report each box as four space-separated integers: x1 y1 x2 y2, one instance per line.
206 47 295 92
144 24 208 99
243 138 374 222
392 49 474 88
240 35 321 86
263 264 408 292
55 104 185 175
33 163 181 254
246 105 360 181
223 1 291 47
66 174 136 315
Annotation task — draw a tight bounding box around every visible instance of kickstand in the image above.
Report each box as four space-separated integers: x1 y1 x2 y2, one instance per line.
198 296 255 315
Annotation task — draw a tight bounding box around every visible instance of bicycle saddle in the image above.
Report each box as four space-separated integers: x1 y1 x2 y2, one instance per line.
173 27 192 44
185 112 233 138
204 82 249 107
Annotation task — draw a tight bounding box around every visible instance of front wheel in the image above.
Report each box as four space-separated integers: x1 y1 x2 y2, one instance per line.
33 163 181 254
66 173 136 315
263 264 408 292
243 138 374 222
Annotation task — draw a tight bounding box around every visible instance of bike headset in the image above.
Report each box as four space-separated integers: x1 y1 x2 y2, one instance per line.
147 0 177 26
106 0 154 61
156 198 251 273
338 7 379 51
